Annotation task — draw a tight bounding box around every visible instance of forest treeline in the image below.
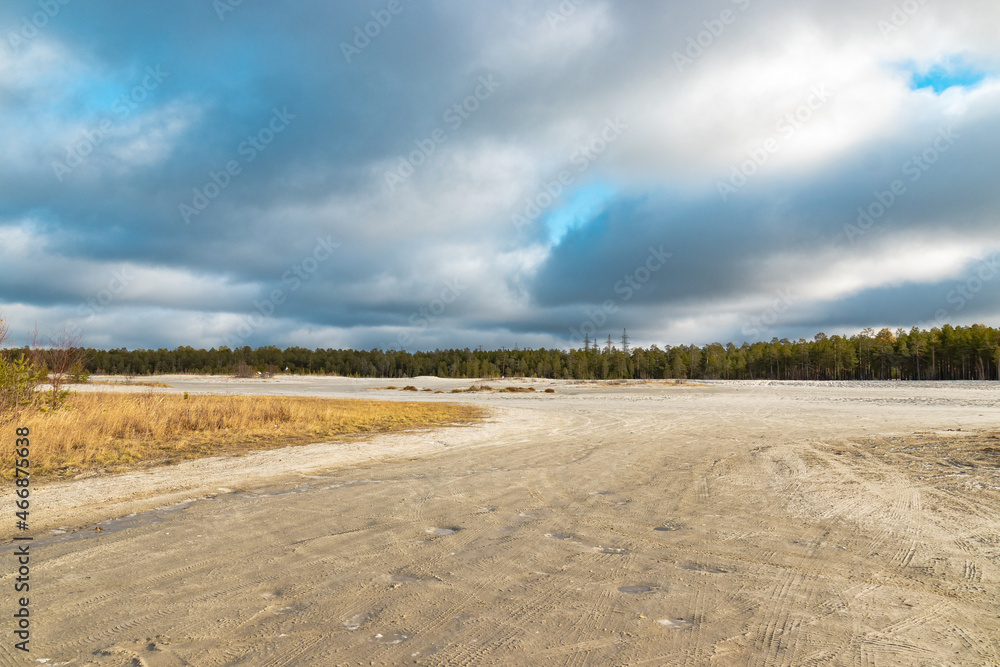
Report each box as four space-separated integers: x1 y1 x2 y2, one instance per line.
9 323 998 381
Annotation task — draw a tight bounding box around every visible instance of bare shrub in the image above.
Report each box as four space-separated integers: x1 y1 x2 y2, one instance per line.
234 360 255 378
24 325 87 410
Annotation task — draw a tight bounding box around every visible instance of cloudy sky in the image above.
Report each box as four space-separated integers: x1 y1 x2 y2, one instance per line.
1 0 999 352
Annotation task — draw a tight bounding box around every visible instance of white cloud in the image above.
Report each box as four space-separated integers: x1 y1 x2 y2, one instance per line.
4 1 1000 350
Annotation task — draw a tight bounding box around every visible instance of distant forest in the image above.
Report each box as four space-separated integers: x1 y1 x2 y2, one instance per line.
41 324 1000 381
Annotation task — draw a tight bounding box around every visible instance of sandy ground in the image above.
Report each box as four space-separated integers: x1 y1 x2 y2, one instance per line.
2 376 1000 666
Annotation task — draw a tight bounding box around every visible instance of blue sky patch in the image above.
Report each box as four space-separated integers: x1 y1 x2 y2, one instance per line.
909 57 987 93
544 183 616 245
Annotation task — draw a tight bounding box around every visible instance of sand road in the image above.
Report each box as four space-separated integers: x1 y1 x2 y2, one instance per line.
2 378 1000 665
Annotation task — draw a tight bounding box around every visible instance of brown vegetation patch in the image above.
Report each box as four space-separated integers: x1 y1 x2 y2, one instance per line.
1 392 485 480
88 380 173 388
452 384 494 393
449 384 554 394
821 429 1000 495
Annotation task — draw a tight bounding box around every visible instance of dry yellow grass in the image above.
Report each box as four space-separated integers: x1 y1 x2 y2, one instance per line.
87 380 173 388
1 391 484 480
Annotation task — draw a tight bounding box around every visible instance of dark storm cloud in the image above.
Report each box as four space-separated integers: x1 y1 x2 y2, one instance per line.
2 0 999 350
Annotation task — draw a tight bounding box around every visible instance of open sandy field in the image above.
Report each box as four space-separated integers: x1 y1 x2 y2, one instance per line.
2 377 999 666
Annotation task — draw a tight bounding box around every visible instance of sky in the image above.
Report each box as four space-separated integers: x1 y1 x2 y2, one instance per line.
1 0 999 352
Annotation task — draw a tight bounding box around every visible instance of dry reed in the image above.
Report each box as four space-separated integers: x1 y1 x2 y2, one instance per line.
1 391 484 479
